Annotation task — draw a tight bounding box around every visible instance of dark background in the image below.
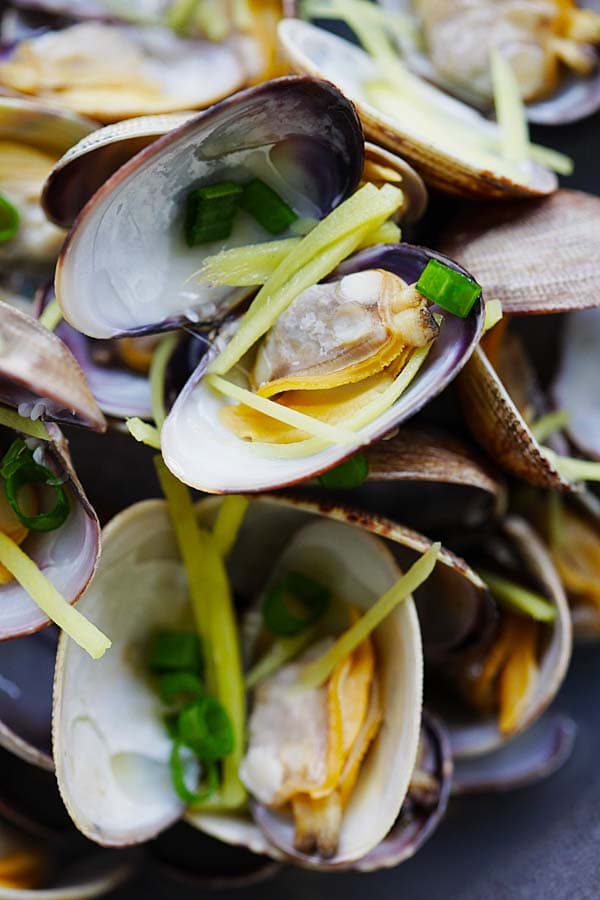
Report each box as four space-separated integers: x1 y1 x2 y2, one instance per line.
62 108 600 900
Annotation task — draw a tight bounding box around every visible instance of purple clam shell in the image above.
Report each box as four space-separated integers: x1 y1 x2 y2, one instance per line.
37 286 153 421
452 712 576 794
251 713 452 872
56 77 365 338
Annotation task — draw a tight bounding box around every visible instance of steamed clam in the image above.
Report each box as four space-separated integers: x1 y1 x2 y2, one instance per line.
0 97 93 269
52 493 463 869
382 0 600 123
53 76 483 493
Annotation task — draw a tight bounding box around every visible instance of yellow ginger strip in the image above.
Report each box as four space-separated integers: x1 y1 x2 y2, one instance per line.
212 495 249 558
126 417 161 449
299 543 440 689
0 406 48 440
0 533 110 659
491 49 530 165
150 333 179 429
208 183 403 376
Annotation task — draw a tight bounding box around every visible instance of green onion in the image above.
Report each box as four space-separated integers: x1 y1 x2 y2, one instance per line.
0 440 69 533
170 742 219 804
240 179 298 235
159 672 204 706
178 695 235 762
416 259 481 318
0 193 19 243
478 569 557 623
263 572 331 637
299 542 440 689
245 626 318 689
185 182 243 247
148 630 203 674
530 410 569 444
318 453 369 489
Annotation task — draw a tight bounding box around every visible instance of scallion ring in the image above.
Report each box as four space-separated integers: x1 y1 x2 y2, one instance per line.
262 571 331 637
159 671 205 706
0 440 69 533
169 741 219 804
177 696 234 762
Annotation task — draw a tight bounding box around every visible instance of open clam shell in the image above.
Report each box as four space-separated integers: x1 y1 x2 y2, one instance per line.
0 96 94 267
0 21 250 123
161 243 483 493
55 76 364 338
439 190 600 314
452 711 576 794
0 426 100 641
552 307 600 459
437 516 572 759
379 0 600 125
458 344 575 492
277 18 557 198
0 301 105 431
54 494 470 868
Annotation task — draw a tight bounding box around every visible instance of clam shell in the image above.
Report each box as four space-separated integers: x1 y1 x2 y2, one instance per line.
552 307 600 459
439 190 600 314
277 18 557 198
458 345 575 492
445 516 572 758
0 22 249 123
54 494 461 863
0 96 95 156
0 301 105 431
363 141 428 224
380 0 600 125
56 76 364 338
161 243 483 493
0 425 100 641
452 711 576 794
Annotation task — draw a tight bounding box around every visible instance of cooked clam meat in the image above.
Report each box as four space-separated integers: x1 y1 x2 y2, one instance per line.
241 631 381 857
222 269 439 444
414 0 600 102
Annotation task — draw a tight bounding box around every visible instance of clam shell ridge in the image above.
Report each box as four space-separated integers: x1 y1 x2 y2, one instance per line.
55 76 364 339
161 243 484 494
277 18 557 198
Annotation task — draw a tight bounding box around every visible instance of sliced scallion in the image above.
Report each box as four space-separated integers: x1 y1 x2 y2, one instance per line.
240 178 298 235
416 259 481 318
148 630 203 674
263 571 330 637
185 181 243 247
318 453 369 489
170 742 219 804
0 440 69 533
178 695 234 762
0 192 19 243
159 672 204 706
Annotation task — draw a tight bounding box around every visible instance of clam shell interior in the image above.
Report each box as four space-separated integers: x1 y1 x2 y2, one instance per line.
552 307 600 459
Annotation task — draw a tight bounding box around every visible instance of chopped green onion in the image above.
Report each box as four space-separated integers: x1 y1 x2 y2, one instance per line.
299 543 440 689
416 259 481 318
0 405 49 441
38 298 63 332
170 742 219 804
159 672 204 706
263 572 331 637
0 532 111 659
245 626 318 689
148 630 203 674
0 193 19 243
0 440 70 532
150 333 179 430
483 299 503 334
185 182 243 247
212 495 249 559
530 410 569 444
178 695 235 762
318 453 369 489
126 417 161 449
478 569 557 623
240 179 298 235
208 182 404 376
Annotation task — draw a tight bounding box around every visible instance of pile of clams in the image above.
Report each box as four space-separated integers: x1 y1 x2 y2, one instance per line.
0 2 598 894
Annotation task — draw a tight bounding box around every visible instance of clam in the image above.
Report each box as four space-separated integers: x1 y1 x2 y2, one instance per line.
380 0 600 124
424 515 572 760
0 305 102 641
0 96 94 267
552 307 600 459
277 18 558 197
0 19 256 123
53 494 469 869
54 76 481 492
439 190 600 314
